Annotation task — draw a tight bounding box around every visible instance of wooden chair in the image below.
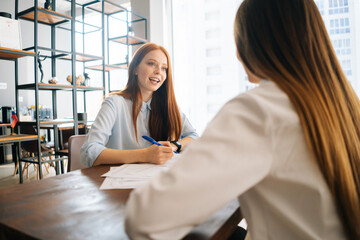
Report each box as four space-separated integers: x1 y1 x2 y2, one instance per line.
58 127 86 155
15 125 54 179
67 135 87 172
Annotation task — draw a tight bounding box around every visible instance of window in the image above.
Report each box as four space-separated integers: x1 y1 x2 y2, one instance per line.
172 0 360 133
205 11 220 21
206 47 221 57
321 0 357 84
205 28 220 39
206 66 221 76
329 17 350 34
207 85 222 95
329 0 349 14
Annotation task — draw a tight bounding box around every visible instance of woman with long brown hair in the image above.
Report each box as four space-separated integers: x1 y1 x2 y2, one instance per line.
81 43 198 166
125 0 360 239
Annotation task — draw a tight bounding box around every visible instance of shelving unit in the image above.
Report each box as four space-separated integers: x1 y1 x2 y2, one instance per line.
18 6 71 25
1 0 148 182
85 0 148 92
13 0 78 181
110 35 147 45
11 0 105 182
0 46 37 179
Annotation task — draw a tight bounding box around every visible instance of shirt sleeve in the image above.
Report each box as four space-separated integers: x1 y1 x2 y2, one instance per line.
80 96 118 167
124 93 274 239
180 111 199 140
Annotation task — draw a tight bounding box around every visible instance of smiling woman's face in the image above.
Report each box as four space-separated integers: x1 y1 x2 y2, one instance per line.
135 49 168 101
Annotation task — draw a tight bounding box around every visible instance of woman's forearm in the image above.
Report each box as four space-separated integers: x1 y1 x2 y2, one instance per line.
92 148 147 166
92 143 175 166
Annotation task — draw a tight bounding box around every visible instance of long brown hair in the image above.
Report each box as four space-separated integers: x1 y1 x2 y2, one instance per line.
114 43 181 141
234 0 360 238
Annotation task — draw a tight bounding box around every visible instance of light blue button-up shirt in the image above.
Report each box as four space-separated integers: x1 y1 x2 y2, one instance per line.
80 94 198 166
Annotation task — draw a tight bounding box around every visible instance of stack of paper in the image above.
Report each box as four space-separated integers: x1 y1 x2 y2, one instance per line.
100 155 178 190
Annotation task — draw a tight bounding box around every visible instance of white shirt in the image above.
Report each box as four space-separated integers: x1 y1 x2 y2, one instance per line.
81 95 198 167
124 80 345 240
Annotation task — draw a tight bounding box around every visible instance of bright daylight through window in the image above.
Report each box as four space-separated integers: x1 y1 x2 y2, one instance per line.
172 0 360 134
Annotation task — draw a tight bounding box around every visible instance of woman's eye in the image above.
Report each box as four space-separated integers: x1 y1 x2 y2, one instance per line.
148 62 155 66
162 67 167 71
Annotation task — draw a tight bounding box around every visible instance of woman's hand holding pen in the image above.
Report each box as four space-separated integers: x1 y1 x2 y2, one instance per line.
145 141 174 165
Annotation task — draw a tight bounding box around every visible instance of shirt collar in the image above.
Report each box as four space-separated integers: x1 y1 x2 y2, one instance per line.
141 98 152 112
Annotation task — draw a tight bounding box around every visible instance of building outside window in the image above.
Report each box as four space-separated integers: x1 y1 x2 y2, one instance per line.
172 0 360 134
315 0 359 91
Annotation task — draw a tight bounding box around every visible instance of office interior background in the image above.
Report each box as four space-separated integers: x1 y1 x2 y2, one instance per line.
0 0 359 136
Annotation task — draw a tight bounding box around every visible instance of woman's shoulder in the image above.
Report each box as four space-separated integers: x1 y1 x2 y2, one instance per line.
105 94 130 105
236 80 289 108
226 80 298 123
102 94 132 112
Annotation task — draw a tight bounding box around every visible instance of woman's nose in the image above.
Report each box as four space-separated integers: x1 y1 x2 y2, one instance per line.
154 65 161 73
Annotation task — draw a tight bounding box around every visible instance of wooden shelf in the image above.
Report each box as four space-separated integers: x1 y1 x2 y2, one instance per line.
21 119 93 128
41 123 91 131
59 53 103 62
21 119 74 126
76 86 104 91
86 63 127 71
17 83 104 91
19 7 71 25
39 83 73 90
88 0 126 15
0 47 36 59
0 134 38 144
110 35 147 45
18 83 72 90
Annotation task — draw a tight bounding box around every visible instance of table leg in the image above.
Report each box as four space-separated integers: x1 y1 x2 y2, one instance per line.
16 143 23 184
12 144 17 173
60 160 65 174
0 145 5 164
55 161 60 175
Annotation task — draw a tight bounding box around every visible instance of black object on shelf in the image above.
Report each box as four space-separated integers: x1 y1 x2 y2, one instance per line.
44 0 51 10
77 112 87 121
1 106 12 123
0 12 12 19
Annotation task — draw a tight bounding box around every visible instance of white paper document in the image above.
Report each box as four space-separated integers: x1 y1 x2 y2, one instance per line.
100 155 178 190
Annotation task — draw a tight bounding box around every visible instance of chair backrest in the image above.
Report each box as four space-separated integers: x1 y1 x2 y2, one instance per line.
67 135 87 172
60 127 86 150
20 125 51 154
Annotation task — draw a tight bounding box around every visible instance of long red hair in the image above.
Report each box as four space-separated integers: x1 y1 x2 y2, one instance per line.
114 43 182 141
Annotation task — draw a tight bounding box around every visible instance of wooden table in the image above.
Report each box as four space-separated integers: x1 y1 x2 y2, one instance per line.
0 134 38 178
0 165 242 240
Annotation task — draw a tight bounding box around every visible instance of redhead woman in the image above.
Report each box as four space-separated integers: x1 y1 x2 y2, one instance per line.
81 43 198 166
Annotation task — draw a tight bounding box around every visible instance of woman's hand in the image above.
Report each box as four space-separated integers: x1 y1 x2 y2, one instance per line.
145 141 174 165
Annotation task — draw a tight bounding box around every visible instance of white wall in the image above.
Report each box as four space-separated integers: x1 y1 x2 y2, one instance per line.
131 0 173 57
0 1 17 108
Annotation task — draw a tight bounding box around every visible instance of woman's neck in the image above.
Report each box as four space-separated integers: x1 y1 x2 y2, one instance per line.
141 90 153 102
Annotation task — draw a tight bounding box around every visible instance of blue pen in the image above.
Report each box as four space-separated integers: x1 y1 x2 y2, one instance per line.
142 136 178 154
